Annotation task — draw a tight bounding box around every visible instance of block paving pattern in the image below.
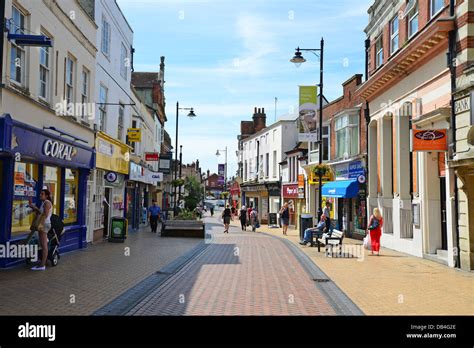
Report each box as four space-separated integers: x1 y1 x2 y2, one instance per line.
126 221 337 316
0 227 201 315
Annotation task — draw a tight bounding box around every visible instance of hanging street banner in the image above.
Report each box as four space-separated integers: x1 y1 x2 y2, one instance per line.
299 86 318 142
218 164 225 185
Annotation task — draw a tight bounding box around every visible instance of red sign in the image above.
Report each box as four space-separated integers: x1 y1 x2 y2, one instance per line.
145 153 159 161
412 130 447 152
283 184 299 199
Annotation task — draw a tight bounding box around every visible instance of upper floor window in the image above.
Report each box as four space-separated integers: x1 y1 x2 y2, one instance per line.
408 1 419 38
430 0 444 18
376 36 383 68
335 113 359 159
390 16 399 54
39 43 50 100
101 17 111 56
10 6 26 85
65 57 75 104
309 126 330 163
120 43 128 79
99 85 108 131
118 103 125 141
81 68 89 121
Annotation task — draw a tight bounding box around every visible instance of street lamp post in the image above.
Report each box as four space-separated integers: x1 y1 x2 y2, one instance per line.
174 102 196 216
290 37 324 219
216 147 228 194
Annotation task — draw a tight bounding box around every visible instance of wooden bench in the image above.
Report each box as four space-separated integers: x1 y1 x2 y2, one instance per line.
317 229 344 252
161 220 205 238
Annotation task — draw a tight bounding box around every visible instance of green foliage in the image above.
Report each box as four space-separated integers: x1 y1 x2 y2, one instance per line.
183 176 204 211
173 209 196 221
172 179 185 187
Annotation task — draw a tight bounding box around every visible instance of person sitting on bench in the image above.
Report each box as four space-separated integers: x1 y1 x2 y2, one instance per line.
299 215 327 246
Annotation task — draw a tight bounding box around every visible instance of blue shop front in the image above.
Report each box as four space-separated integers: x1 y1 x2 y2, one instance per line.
0 114 94 267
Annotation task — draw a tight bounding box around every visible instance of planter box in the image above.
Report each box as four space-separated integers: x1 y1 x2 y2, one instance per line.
161 220 205 238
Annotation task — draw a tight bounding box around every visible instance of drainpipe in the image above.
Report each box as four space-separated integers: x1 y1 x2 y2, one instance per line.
365 101 370 228
448 0 461 268
364 39 370 82
0 0 6 89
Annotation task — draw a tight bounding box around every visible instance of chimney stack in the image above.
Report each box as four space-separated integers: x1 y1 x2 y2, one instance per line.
253 107 267 133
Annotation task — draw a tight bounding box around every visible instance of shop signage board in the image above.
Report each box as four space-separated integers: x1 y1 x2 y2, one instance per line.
145 153 159 161
127 128 141 142
334 160 365 180
95 132 130 175
412 129 448 152
158 153 172 174
283 184 299 199
11 126 94 169
298 174 305 198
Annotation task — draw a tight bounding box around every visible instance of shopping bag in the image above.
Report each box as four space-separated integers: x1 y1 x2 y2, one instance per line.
363 233 372 250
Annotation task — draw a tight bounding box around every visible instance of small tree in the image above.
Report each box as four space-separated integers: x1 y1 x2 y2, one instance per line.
184 176 204 211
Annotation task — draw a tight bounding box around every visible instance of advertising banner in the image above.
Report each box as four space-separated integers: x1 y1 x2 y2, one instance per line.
299 86 318 142
218 164 225 185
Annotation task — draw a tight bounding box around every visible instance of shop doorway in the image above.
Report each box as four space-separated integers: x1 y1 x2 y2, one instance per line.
440 177 448 250
103 187 112 238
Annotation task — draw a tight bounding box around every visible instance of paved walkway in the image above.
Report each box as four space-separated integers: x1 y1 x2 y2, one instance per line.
121 217 360 316
0 226 201 315
242 221 474 315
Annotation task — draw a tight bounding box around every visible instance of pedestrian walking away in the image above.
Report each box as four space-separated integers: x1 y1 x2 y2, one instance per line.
222 204 232 233
367 208 383 256
246 205 253 227
279 202 290 236
148 200 162 233
250 208 259 232
210 205 214 217
28 189 53 271
239 205 247 231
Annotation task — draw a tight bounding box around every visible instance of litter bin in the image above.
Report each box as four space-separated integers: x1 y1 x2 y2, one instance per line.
109 217 128 243
300 214 314 241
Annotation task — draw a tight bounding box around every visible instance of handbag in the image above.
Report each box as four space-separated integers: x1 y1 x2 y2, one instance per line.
363 233 372 250
367 217 379 230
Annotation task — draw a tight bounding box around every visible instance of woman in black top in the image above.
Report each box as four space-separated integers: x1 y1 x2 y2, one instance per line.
279 202 290 236
239 205 247 231
222 204 232 233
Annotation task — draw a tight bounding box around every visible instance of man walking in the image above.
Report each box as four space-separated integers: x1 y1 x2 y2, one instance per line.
148 200 161 233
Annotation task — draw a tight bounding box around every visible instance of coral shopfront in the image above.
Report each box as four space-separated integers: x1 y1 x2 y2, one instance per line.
0 115 94 267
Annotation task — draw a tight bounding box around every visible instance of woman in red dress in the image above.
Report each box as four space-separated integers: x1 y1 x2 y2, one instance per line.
367 208 383 256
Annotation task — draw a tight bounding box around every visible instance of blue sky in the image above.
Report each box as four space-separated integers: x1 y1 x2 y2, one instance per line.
117 0 373 177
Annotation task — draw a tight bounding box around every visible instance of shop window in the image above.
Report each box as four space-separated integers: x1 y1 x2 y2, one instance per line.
64 169 78 224
43 166 61 215
11 162 39 236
